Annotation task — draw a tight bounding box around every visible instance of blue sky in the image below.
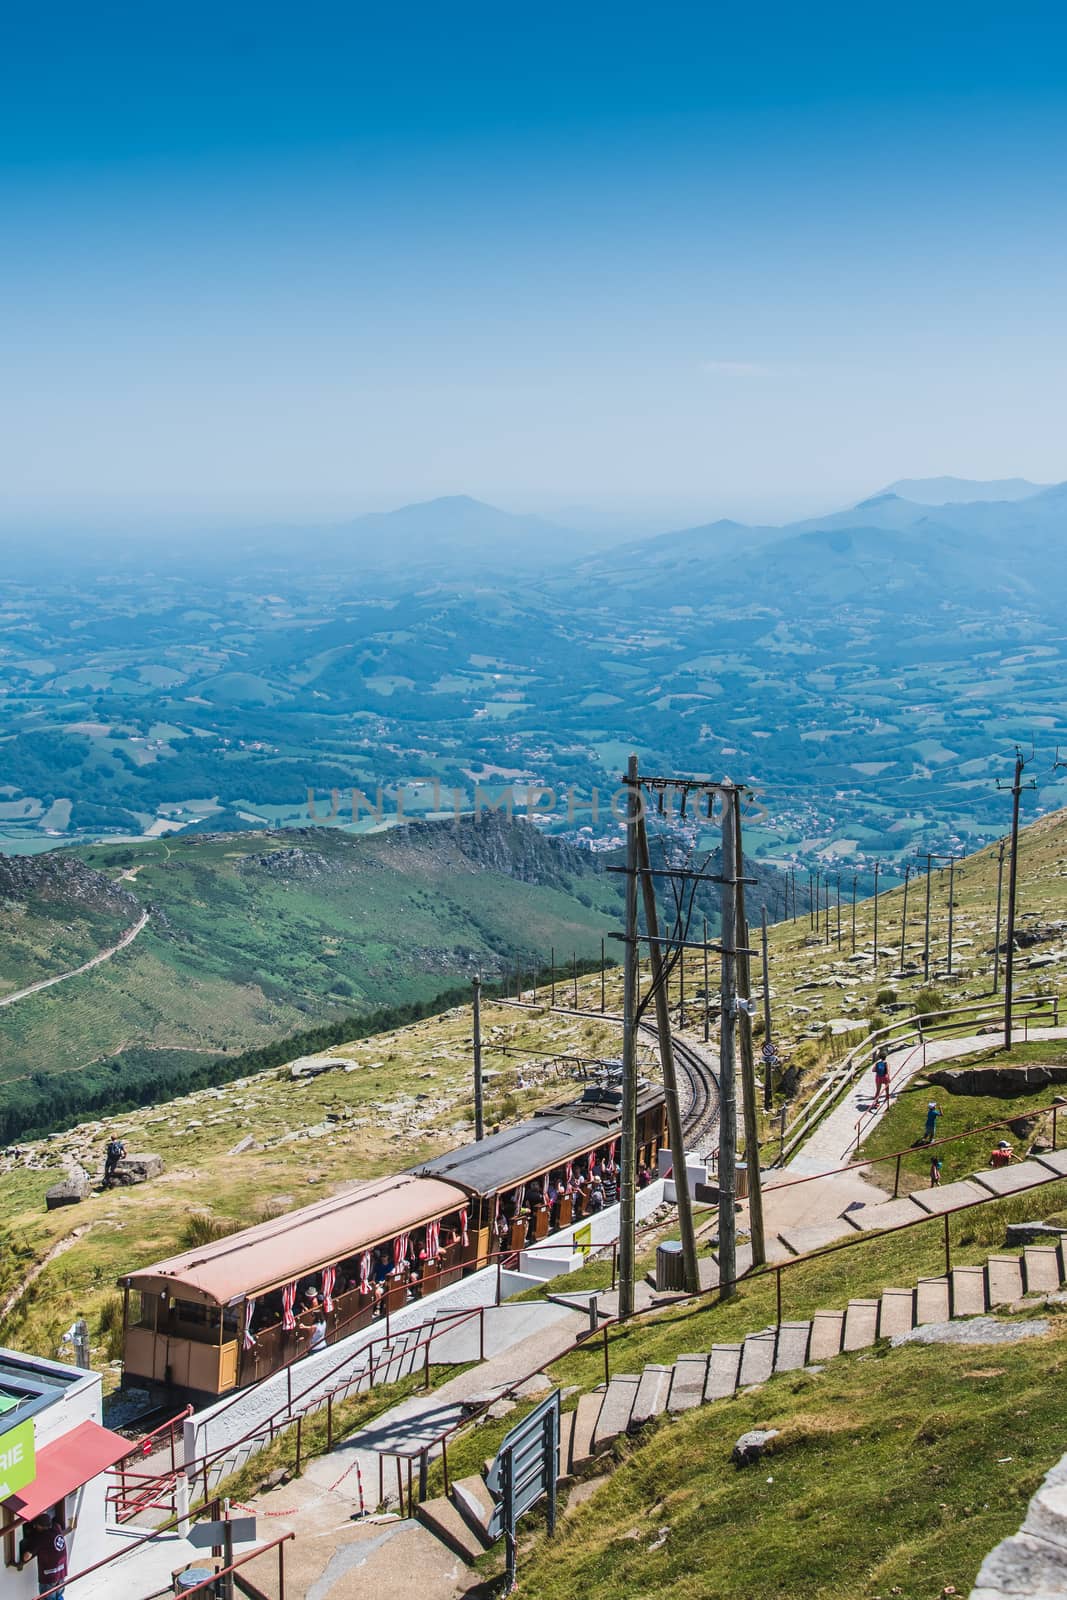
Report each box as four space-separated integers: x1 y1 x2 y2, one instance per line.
2 2 1066 529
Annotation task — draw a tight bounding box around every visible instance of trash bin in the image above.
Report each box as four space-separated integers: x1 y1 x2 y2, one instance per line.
174 1568 216 1595
656 1240 685 1292
736 1162 749 1201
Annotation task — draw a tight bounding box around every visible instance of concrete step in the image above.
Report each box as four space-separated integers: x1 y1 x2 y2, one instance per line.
972 1158 1051 1198
594 1374 640 1450
776 1219 856 1257
667 1353 709 1412
909 1178 989 1215
1034 1149 1067 1178
450 1475 495 1543
842 1298 880 1351
569 1391 603 1470
773 1322 811 1373
950 1266 987 1317
986 1255 1025 1306
878 1288 915 1339
557 1410 574 1477
416 1496 492 1563
630 1364 672 1427
848 1197 926 1233
737 1331 776 1388
915 1277 950 1324
809 1310 845 1361
1023 1245 1062 1294
705 1344 743 1399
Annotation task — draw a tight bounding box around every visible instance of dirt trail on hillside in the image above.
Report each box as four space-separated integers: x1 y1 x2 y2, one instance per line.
0 910 149 1009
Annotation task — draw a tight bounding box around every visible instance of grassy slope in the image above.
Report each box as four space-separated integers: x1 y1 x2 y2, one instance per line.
0 821 619 1095
0 1000 633 1369
519 1308 1067 1600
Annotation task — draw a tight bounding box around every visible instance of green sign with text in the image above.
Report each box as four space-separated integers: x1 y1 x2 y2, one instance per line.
0 1418 36 1501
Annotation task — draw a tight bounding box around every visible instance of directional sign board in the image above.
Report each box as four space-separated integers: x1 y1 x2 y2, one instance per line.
486 1389 560 1587
188 1517 257 1548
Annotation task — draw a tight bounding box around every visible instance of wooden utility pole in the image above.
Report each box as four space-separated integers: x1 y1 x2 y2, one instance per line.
851 875 857 953
703 916 710 1044
572 952 578 1009
836 877 842 948
550 946 556 1008
872 860 881 970
947 858 957 976
760 905 773 1110
1001 749 1034 1051
472 976 485 1141
717 788 739 1300
923 855 933 982
618 755 640 1318
899 865 911 973
601 939 606 1012
635 814 701 1295
993 840 1006 994
733 794 765 1266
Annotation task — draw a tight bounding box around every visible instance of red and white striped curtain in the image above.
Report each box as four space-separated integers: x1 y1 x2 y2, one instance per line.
608 1139 617 1162
322 1265 336 1314
359 1251 372 1293
281 1282 297 1331
494 1192 501 1220
565 1161 573 1187
587 1151 596 1176
393 1232 410 1270
459 1207 469 1246
243 1296 257 1350
426 1220 440 1258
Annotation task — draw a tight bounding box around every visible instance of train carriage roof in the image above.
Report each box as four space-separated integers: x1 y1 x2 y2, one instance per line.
412 1081 664 1197
121 1174 466 1308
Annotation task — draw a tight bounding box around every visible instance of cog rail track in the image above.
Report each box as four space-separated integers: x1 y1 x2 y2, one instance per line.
495 995 720 1147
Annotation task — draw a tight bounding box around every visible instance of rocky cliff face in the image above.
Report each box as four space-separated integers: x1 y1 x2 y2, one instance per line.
0 851 141 919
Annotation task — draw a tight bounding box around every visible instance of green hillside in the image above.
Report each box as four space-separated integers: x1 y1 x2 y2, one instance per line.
0 814 621 1139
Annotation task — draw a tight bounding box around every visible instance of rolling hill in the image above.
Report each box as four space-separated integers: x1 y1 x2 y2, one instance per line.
0 813 623 1140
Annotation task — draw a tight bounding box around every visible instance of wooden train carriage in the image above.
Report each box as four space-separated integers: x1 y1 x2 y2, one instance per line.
412 1081 667 1265
119 1174 469 1406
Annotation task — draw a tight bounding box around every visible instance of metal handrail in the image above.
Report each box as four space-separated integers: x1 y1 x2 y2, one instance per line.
776 993 1059 1163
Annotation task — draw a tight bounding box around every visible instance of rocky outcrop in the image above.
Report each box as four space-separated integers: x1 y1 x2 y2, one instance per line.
0 852 140 919
110 1153 164 1186
45 1166 92 1208
928 1064 1067 1096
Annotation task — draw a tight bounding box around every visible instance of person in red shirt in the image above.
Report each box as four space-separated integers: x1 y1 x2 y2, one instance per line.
18 1509 69 1599
990 1139 1013 1168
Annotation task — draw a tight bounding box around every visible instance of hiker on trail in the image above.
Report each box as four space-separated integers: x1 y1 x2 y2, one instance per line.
18 1508 68 1599
103 1133 126 1188
929 1157 943 1187
872 1052 890 1107
990 1139 1013 1169
921 1102 942 1145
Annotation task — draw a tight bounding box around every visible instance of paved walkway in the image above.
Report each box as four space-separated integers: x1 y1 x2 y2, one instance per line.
786 1027 1067 1178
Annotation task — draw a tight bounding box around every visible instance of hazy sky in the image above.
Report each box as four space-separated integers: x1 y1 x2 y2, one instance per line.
3 1 1067 531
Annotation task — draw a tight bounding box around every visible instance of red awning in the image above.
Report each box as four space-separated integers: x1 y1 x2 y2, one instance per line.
3 1419 131 1524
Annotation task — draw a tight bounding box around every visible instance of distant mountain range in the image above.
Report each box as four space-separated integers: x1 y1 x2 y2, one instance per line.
878 476 1047 505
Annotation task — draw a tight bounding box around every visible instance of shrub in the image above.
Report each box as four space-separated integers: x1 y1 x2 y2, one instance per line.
914 986 946 1015
875 986 898 1006
180 1212 241 1249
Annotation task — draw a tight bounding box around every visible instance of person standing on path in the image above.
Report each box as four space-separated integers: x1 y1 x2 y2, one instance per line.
929 1157 943 1187
871 1051 890 1108
103 1133 126 1188
921 1102 943 1145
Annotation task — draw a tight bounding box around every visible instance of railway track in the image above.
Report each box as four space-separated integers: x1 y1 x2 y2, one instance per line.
496 995 721 1149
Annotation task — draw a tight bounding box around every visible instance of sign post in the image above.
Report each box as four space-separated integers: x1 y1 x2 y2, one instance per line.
486 1390 560 1592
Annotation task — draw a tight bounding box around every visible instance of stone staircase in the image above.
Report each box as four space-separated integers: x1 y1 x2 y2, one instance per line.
778 1148 1067 1257
415 1242 1067 1558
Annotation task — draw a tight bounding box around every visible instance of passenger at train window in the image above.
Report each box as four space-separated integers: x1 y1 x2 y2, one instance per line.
638 1162 652 1189
587 1178 605 1213
372 1249 390 1285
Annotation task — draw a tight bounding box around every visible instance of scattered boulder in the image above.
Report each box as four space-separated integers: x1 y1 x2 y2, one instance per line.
110 1153 164 1186
928 1064 1067 1096
892 1317 1049 1348
1006 1221 1067 1247
45 1167 91 1209
290 1056 347 1080
228 1134 257 1156
732 1428 780 1467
